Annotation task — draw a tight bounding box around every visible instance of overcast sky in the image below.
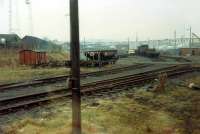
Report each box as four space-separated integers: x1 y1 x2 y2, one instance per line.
0 0 200 41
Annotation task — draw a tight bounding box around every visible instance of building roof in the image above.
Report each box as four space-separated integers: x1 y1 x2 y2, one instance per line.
0 34 21 43
21 36 62 51
21 36 48 46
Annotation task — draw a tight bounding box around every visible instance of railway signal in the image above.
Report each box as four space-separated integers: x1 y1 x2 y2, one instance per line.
69 0 81 133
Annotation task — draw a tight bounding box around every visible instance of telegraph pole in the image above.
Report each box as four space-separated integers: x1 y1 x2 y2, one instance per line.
69 0 81 133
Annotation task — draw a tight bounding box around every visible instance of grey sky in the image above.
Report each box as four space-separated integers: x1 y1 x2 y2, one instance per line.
0 0 200 41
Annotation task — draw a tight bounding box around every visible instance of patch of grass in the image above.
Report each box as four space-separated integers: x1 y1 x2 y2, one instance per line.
134 85 200 133
3 97 177 134
0 49 19 68
47 52 70 62
0 67 100 84
0 67 70 84
186 75 200 85
0 67 102 84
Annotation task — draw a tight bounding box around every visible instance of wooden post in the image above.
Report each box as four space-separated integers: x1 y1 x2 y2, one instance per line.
69 0 81 133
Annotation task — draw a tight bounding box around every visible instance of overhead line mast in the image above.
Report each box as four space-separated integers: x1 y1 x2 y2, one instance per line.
8 0 12 34
7 0 20 34
16 0 20 34
189 27 192 48
174 30 177 50
25 0 33 35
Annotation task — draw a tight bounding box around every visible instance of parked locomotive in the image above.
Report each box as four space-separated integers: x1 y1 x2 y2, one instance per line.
136 45 160 58
84 50 118 66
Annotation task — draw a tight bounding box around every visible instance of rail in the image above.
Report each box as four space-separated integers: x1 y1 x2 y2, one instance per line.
0 64 198 115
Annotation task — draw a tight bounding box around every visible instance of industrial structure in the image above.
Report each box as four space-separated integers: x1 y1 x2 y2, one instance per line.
6 0 33 35
0 33 62 51
179 33 200 56
25 0 33 35
180 48 200 56
0 34 20 48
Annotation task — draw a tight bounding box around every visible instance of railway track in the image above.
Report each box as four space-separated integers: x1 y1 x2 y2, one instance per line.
0 63 151 91
0 64 199 115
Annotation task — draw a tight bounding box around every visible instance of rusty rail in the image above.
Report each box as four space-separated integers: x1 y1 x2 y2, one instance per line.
0 63 151 91
0 64 198 115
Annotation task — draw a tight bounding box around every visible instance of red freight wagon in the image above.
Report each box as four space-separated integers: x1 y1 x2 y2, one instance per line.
31 51 37 65
40 52 47 64
36 52 47 64
19 50 47 66
37 52 41 64
19 50 34 65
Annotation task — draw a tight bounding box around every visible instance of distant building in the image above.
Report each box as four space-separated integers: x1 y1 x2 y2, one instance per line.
20 36 49 50
0 34 21 48
20 36 62 52
180 48 200 56
192 38 200 48
179 35 200 56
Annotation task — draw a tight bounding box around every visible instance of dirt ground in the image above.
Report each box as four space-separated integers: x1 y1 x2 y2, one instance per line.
1 73 199 134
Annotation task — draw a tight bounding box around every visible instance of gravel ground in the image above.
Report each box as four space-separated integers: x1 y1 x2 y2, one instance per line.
116 56 192 65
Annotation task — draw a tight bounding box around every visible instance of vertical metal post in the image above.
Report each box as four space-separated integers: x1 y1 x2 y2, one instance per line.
136 32 138 42
84 37 86 52
69 0 81 134
65 14 70 43
16 0 20 34
189 27 192 48
9 0 12 34
128 37 130 49
127 37 130 56
135 32 138 49
174 30 177 52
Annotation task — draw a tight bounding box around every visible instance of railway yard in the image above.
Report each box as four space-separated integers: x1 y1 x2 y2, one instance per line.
1 0 200 133
0 55 199 134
